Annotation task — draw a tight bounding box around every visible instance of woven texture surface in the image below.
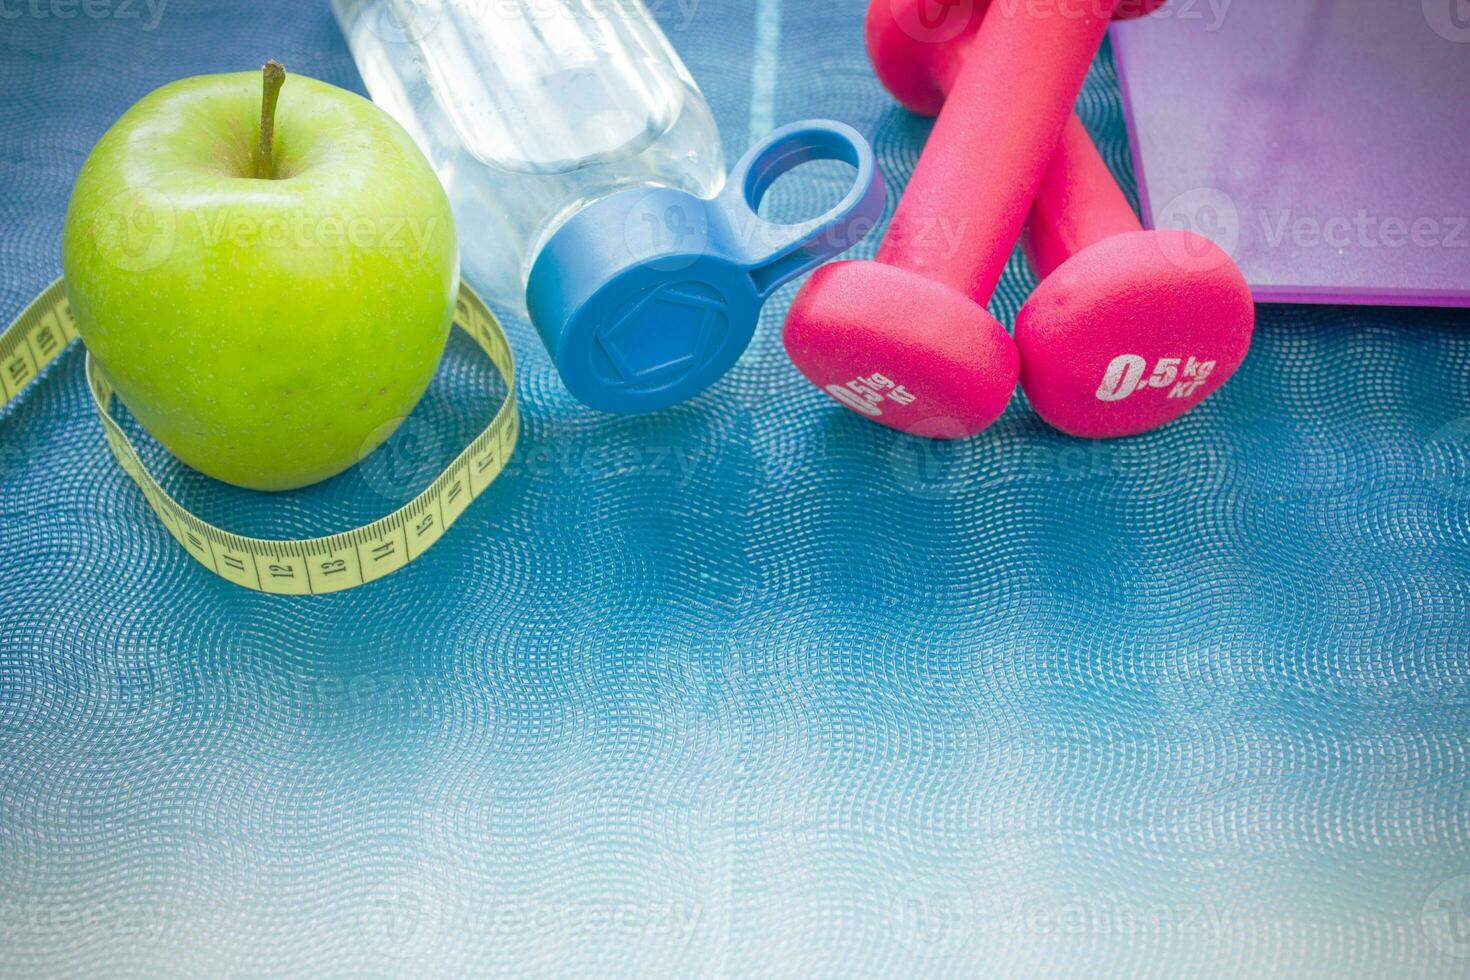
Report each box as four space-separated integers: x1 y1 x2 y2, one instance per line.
2 1 1470 976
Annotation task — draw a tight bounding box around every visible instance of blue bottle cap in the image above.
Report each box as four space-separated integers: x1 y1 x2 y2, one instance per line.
526 120 886 414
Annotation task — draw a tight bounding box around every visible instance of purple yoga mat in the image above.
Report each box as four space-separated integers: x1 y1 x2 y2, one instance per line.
1112 0 1470 308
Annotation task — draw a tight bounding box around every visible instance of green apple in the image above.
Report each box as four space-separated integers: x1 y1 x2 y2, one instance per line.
62 62 458 491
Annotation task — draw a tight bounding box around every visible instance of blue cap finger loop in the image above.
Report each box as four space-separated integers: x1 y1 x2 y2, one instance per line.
718 120 887 295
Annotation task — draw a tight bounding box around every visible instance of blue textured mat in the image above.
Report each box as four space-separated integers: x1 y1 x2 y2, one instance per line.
3 1 1470 975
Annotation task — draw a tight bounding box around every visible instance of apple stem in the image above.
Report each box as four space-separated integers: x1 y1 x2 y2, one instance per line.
255 60 287 179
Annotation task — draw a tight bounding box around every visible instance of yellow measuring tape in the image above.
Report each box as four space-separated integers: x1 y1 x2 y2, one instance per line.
0 278 518 594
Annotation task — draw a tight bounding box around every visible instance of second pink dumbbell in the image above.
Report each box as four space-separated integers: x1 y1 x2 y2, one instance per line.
1016 115 1254 438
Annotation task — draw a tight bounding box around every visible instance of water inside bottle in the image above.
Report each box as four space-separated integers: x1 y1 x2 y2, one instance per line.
332 0 726 316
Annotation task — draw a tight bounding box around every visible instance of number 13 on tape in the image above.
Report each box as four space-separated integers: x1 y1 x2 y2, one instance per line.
0 278 519 594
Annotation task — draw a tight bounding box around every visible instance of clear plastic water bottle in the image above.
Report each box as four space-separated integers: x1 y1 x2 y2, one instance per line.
333 0 884 413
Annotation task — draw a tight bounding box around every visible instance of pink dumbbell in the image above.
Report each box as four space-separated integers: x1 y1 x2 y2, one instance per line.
1016 114 1254 438
783 0 1164 439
